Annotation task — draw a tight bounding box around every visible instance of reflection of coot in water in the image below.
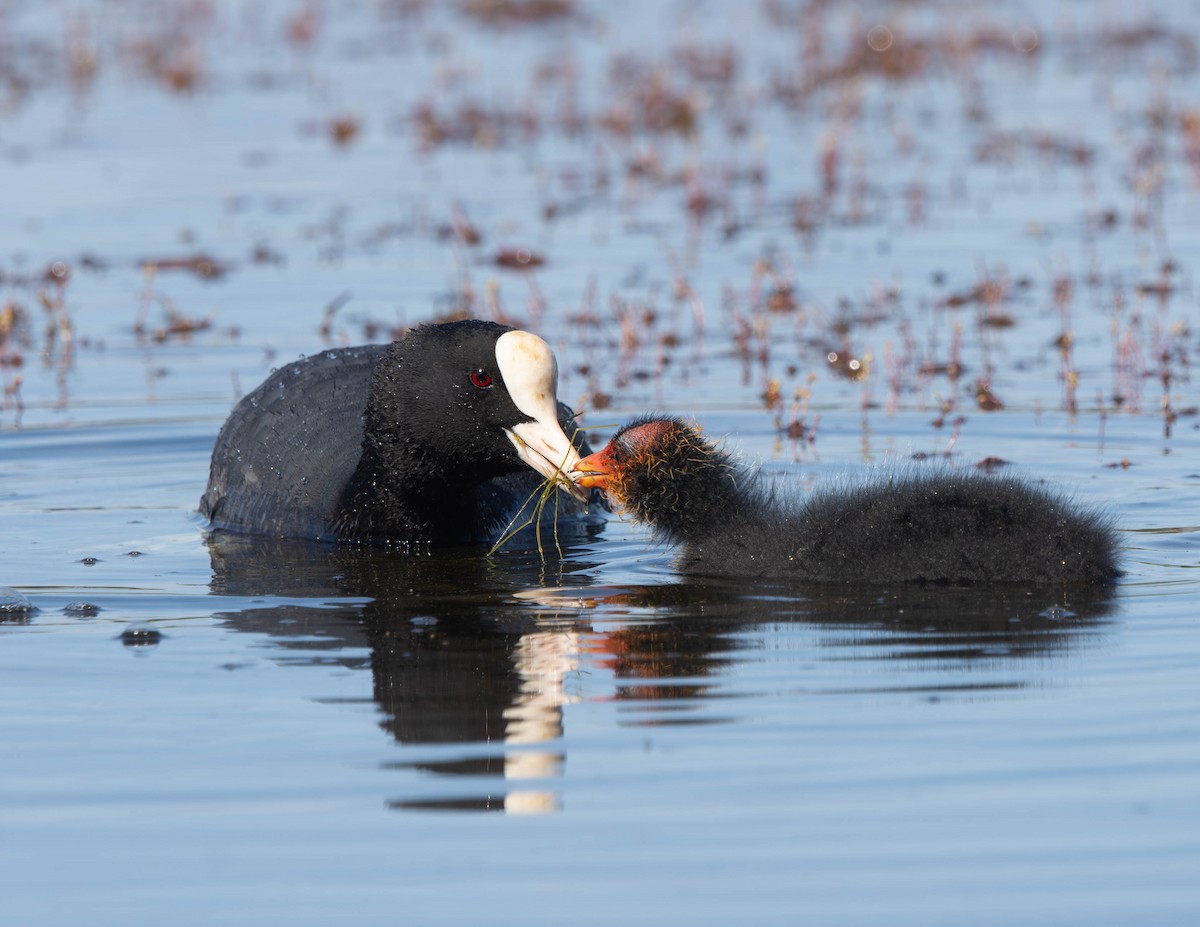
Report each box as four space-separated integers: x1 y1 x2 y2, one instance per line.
582 579 1116 690
200 320 591 545
207 530 1116 715
205 529 1114 809
206 531 602 750
576 417 1120 586
207 531 606 812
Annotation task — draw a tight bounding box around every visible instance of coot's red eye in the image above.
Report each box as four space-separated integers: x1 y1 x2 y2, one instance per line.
469 368 493 389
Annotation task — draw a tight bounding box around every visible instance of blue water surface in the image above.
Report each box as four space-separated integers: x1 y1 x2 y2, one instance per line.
2 2 1198 925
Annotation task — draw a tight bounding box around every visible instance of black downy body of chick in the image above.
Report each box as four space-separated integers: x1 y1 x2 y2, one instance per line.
574 416 1120 586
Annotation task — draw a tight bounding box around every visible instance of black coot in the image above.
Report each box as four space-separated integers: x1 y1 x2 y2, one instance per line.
574 416 1120 586
201 320 588 544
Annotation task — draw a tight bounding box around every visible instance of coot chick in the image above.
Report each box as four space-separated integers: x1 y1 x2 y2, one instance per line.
574 416 1120 586
201 320 588 544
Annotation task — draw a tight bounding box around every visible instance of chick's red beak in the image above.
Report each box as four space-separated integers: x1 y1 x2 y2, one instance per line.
573 443 617 490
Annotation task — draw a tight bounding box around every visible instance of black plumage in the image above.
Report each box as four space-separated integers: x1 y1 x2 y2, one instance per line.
201 320 588 545
574 416 1120 586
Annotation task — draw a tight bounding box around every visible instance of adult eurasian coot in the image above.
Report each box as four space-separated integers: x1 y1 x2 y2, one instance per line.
574 416 1120 586
201 320 587 544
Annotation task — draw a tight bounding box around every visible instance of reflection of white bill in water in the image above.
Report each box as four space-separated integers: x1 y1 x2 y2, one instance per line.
501 629 585 814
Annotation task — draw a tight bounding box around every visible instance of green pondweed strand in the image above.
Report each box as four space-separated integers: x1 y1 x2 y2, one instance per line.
488 421 612 561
